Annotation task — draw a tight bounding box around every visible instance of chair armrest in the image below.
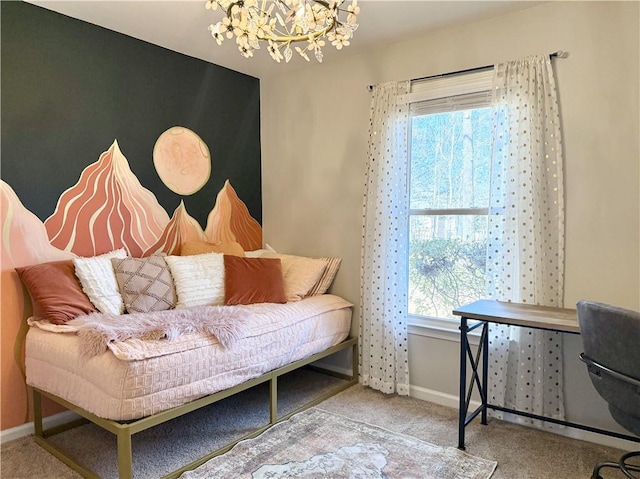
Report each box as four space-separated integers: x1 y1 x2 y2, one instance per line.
579 353 640 388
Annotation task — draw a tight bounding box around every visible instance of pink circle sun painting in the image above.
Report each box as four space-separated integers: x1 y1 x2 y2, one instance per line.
153 127 211 195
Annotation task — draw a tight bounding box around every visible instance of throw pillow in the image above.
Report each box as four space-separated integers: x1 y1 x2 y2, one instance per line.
247 245 341 296
15 260 97 324
307 257 342 296
245 249 271 258
165 252 225 308
180 241 245 257
261 253 327 302
224 255 287 305
73 248 128 315
245 243 277 258
111 255 177 313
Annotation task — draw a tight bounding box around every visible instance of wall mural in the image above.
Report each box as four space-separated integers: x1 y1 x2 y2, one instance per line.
1 130 262 427
154 126 212 196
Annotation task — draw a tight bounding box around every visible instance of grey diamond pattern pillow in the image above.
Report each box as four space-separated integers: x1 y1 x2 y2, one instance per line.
111 255 177 313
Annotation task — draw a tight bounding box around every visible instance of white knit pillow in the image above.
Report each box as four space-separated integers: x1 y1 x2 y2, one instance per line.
73 248 128 315
165 252 225 308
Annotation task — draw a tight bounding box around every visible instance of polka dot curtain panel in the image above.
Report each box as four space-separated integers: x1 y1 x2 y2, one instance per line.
360 81 410 396
486 55 566 426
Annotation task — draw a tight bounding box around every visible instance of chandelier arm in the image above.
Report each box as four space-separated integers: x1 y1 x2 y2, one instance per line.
225 1 336 43
262 8 338 42
269 19 335 43
210 0 358 59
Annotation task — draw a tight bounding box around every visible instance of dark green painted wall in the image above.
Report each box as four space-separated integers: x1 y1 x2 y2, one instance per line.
1 1 261 226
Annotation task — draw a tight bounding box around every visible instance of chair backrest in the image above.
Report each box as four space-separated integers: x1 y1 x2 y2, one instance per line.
576 300 640 436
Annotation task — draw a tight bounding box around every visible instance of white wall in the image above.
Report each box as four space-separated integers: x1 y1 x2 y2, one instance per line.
261 1 639 446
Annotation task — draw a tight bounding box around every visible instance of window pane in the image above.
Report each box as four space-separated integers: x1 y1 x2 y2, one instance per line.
410 107 491 210
408 215 488 319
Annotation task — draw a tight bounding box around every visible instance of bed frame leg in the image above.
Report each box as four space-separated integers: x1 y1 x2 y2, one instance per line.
117 429 133 479
352 340 359 380
270 376 278 424
33 389 43 438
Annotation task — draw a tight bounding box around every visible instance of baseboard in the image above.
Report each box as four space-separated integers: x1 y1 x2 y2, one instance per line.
1 410 81 445
409 384 638 451
310 360 353 377
549 423 639 451
409 384 482 411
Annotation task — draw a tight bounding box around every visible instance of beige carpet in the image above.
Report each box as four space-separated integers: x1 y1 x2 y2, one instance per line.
181 407 496 479
1 381 632 479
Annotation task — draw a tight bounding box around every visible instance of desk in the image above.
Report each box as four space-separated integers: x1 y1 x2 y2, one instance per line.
452 299 640 450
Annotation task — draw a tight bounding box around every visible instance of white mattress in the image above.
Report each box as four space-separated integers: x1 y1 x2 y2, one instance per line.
26 295 352 421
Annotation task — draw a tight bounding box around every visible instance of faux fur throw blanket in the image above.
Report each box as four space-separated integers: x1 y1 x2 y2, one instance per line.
66 305 250 359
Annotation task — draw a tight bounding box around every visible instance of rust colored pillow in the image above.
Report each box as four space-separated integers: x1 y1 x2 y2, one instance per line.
181 241 245 257
223 255 286 306
15 260 97 324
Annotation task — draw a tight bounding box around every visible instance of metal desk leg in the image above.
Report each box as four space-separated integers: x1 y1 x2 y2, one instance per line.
481 322 489 425
458 315 468 450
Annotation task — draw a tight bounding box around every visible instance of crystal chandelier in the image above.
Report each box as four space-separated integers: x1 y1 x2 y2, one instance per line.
205 0 360 63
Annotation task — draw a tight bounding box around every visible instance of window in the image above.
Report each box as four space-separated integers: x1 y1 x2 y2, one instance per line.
407 71 493 322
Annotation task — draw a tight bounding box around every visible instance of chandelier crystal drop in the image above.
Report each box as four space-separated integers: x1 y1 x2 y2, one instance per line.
205 0 359 63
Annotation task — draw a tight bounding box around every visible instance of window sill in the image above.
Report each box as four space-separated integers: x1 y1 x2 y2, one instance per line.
408 316 481 346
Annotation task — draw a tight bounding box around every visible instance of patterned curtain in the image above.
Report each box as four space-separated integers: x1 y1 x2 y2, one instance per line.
486 56 566 424
359 81 410 395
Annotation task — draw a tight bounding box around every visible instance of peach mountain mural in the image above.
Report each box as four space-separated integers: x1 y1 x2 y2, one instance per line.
1 181 74 425
45 140 171 258
144 201 207 256
206 180 263 251
1 137 262 430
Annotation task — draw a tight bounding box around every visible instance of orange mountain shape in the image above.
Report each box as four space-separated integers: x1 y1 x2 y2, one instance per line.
1 181 73 430
1 180 73 269
44 140 170 257
205 180 262 251
144 201 206 256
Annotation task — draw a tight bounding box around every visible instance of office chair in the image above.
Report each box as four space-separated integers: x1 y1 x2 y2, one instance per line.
577 300 640 479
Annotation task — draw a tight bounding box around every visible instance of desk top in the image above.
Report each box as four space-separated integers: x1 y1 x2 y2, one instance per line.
452 299 579 333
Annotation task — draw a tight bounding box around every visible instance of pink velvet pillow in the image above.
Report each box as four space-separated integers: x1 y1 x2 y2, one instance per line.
15 260 97 324
224 255 287 306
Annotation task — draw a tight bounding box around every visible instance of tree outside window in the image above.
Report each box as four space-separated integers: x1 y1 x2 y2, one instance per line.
408 102 491 320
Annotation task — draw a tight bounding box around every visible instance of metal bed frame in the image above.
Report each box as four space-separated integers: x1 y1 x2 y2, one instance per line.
32 337 358 479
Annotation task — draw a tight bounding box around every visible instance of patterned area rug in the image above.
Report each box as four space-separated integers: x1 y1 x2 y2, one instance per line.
181 408 497 479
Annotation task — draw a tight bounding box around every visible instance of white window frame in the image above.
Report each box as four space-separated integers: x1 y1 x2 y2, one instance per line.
405 69 494 339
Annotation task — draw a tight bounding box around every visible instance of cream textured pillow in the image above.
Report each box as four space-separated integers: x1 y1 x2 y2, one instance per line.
73 248 128 315
245 244 277 258
307 257 342 296
181 241 245 257
165 252 225 308
262 253 327 302
245 249 271 258
111 255 177 313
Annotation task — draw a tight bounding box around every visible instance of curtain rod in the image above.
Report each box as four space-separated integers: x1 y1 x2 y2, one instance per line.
366 51 567 92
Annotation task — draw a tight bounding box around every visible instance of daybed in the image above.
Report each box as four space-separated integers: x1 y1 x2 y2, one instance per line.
18 248 358 479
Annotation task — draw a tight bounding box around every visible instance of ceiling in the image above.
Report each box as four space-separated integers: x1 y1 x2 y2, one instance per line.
28 1 542 79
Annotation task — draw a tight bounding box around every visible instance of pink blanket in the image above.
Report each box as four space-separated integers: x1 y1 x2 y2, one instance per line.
66 305 251 358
